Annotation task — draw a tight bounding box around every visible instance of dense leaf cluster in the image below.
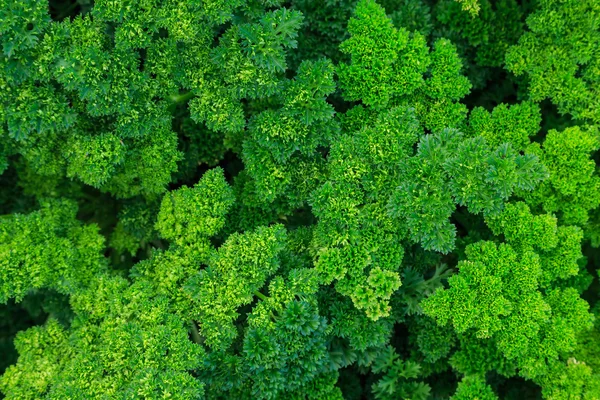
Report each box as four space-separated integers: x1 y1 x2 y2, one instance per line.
1 0 599 399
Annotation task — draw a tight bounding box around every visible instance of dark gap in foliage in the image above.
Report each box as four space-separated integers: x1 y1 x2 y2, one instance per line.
316 145 330 160
390 322 411 358
282 206 317 230
167 149 244 192
451 206 492 241
450 206 493 263
49 0 91 22
105 22 117 48
21 290 74 328
157 28 169 39
463 68 519 111
219 151 245 184
0 162 38 216
284 65 297 80
74 186 140 272
76 186 119 236
516 0 539 15
451 206 472 239
537 99 577 139
329 92 356 115
0 300 46 375
137 48 147 72
424 369 459 399
169 102 231 187
492 373 542 399
228 302 255 354
582 242 600 309
337 365 369 400
574 65 585 80
211 21 233 48
209 234 226 250
111 249 148 273
0 290 72 375
592 146 600 170
403 243 445 272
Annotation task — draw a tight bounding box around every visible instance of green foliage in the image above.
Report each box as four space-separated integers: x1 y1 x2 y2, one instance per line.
451 376 498 400
242 58 338 204
467 101 541 151
311 106 417 320
237 270 333 398
454 0 480 15
337 0 472 126
423 202 594 379
392 264 453 317
155 167 235 245
337 0 427 109
388 0 434 35
109 198 160 256
186 224 287 350
519 125 600 227
572 305 600 373
388 129 546 253
535 358 600 400
289 0 357 70
189 7 304 134
371 346 431 400
0 199 107 303
434 0 524 68
1 0 600 399
410 315 457 366
323 287 395 352
0 278 205 400
505 0 600 123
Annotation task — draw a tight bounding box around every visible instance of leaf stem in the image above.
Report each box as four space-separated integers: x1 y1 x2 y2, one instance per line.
254 291 268 301
189 321 203 344
169 91 196 104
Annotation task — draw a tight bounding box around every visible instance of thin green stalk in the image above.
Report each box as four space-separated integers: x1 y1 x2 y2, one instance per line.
169 91 196 104
189 321 203 344
254 291 268 301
